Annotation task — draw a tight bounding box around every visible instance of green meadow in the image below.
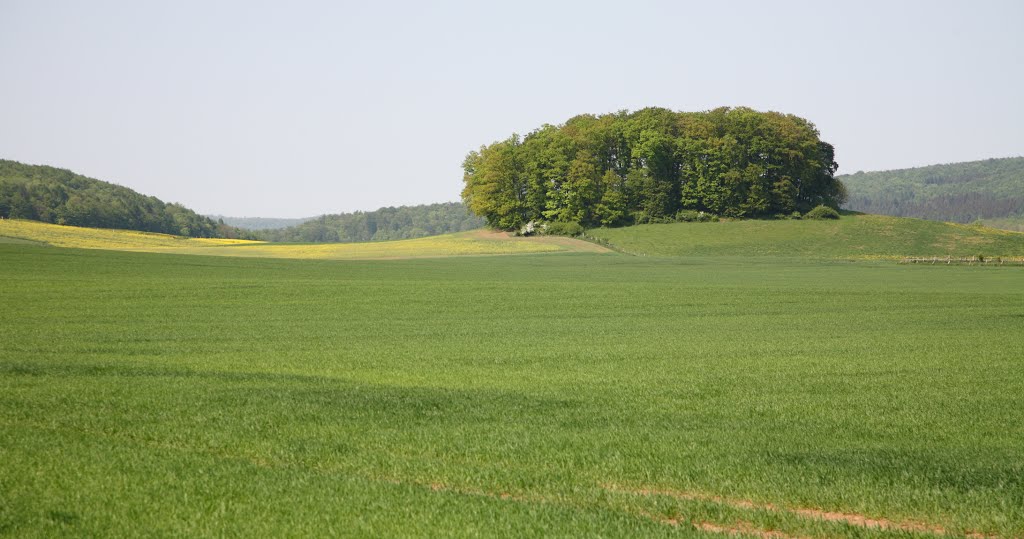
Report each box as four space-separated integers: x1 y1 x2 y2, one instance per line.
2 225 1023 538
588 213 1024 259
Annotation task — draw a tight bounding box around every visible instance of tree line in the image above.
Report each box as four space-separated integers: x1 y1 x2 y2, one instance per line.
0 159 253 239
461 107 845 230
259 202 483 243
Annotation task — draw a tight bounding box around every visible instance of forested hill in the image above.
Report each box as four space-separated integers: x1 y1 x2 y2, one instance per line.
462 107 845 230
260 202 484 242
840 157 1024 229
210 216 316 230
0 159 251 238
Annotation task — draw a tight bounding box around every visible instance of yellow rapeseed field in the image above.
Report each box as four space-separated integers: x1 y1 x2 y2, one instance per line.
0 219 607 259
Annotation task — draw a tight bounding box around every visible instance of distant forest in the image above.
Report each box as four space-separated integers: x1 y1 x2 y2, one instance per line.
840 157 1024 229
211 216 315 230
462 107 845 230
0 160 252 239
259 202 484 242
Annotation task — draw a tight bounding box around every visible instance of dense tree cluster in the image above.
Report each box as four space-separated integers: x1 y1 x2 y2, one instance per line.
461 107 845 229
261 202 483 243
0 160 252 238
841 157 1024 223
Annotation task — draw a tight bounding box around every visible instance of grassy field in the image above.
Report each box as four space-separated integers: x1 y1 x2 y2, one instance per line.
0 219 605 259
587 213 1024 259
2 233 1023 537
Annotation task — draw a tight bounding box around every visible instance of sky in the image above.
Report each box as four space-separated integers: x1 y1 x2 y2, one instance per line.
2 1 1022 217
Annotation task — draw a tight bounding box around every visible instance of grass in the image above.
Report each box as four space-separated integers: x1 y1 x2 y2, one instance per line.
586 213 1024 259
2 241 1023 537
0 219 604 259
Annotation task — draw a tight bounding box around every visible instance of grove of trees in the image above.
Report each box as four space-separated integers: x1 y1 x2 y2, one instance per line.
461 107 846 229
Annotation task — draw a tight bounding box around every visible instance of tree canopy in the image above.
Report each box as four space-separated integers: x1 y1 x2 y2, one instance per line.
461 107 845 229
0 159 252 238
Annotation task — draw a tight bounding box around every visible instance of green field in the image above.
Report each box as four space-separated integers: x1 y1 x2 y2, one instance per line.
2 219 1024 537
587 213 1024 259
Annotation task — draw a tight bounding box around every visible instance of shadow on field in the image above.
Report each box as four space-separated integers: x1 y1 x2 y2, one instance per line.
1 360 585 428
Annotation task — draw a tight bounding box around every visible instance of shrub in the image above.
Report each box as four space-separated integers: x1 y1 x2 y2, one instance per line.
632 211 674 224
790 211 802 220
543 221 584 236
676 210 713 222
804 205 840 220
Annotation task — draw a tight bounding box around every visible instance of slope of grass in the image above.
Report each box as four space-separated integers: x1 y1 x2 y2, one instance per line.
2 244 1023 537
586 213 1024 259
0 219 605 259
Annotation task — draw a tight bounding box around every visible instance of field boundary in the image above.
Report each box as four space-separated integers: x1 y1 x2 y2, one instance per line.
579 232 644 256
899 256 1024 266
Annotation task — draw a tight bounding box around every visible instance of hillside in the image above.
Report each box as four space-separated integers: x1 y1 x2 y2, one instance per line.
840 157 1024 230
261 202 484 242
586 213 1024 259
0 159 250 238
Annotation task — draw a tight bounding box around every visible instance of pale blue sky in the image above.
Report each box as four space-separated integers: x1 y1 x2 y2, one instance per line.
2 0 1022 217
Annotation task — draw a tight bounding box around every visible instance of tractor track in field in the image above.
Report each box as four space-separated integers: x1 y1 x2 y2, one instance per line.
604 484 1000 538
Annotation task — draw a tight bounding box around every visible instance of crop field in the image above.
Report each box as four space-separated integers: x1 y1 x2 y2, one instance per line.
2 231 1023 537
0 220 604 259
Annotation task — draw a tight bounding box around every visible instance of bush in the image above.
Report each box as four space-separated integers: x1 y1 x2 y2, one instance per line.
632 211 674 224
676 210 713 222
804 205 840 220
790 211 802 220
543 221 584 236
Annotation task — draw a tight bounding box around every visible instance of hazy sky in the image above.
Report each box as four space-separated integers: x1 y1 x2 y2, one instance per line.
2 1 1022 217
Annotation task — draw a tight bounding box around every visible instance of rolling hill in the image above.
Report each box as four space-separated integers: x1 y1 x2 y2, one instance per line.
0 219 606 259
5 211 1024 261
585 213 1024 259
839 157 1024 231
0 159 250 238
